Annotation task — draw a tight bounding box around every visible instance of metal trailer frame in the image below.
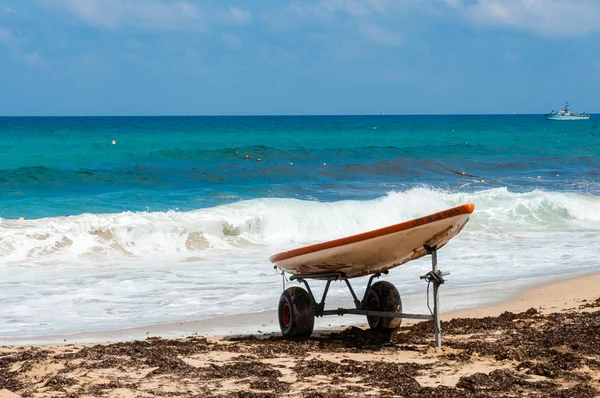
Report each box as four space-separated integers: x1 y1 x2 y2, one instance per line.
281 245 449 347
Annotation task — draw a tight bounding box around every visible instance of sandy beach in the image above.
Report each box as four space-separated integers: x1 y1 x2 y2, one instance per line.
1 272 599 398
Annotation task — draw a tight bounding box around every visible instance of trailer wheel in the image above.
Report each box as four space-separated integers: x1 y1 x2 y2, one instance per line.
278 286 315 338
365 281 402 330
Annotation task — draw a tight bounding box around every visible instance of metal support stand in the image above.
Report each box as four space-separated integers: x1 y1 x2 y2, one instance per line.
433 253 441 348
280 245 449 347
420 245 449 347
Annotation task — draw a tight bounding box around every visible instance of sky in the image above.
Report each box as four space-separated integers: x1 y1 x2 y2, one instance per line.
0 0 599 116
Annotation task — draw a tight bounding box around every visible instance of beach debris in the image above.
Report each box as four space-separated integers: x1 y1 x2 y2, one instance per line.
2 306 599 397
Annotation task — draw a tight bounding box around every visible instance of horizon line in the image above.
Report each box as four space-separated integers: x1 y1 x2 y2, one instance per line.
0 112 587 118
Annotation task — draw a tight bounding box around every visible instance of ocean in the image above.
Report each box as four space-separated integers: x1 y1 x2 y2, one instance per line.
1 115 599 338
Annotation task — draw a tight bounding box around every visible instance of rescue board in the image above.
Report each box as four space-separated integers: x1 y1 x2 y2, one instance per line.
270 203 474 278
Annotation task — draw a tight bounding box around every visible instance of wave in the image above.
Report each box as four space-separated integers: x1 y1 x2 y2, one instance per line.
3 153 598 200
1 187 598 262
0 165 162 187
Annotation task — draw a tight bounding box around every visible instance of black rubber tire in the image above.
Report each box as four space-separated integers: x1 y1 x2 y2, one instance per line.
365 280 402 330
278 286 315 338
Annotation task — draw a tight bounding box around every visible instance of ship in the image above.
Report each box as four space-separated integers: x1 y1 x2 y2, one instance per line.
545 102 590 120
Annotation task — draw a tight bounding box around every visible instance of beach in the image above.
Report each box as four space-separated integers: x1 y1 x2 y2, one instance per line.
1 116 599 396
1 272 599 397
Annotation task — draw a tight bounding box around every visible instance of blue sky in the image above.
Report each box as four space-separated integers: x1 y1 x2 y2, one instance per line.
1 0 599 116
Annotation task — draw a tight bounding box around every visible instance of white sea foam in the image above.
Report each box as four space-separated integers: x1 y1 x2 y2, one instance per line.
1 187 599 337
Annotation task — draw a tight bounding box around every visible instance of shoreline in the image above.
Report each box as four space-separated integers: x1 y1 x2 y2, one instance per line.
2 269 599 347
444 270 600 319
1 270 599 397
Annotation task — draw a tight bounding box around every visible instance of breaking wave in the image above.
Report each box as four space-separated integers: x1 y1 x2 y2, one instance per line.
1 187 598 263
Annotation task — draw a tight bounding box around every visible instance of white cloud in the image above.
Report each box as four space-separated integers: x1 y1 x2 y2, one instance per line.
80 53 110 70
0 27 11 44
39 0 205 31
125 39 144 50
4 7 17 14
290 0 386 18
359 23 404 46
287 0 403 46
0 26 44 66
367 0 388 13
228 6 251 24
290 0 600 39
443 0 461 7
22 51 41 66
462 0 600 38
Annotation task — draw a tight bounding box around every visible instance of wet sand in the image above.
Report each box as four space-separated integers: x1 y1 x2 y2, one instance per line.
1 273 599 397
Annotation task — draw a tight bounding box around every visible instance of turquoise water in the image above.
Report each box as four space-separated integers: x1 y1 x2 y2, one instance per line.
2 115 599 219
1 115 599 338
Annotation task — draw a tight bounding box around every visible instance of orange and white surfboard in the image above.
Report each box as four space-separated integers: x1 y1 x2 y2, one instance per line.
270 204 474 278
